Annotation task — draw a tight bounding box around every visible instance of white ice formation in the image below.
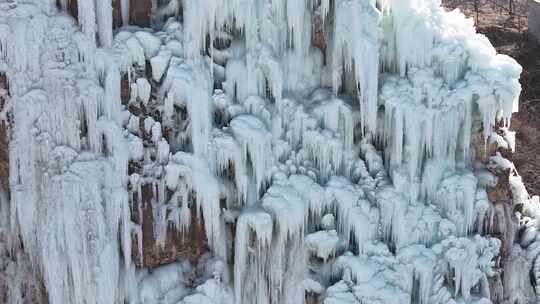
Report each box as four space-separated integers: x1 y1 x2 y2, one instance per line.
0 0 537 304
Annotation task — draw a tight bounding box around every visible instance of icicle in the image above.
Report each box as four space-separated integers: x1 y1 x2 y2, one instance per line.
234 210 273 304
161 59 213 156
288 174 326 226
78 0 97 43
439 236 501 301
102 64 122 122
209 129 249 205
397 245 438 304
230 115 272 196
435 171 478 236
320 0 331 25
11 19 28 72
332 0 380 134
303 129 343 181
120 0 130 26
310 94 355 150
262 184 306 304
95 0 113 47
59 0 68 10
225 59 248 102
326 177 378 252
165 152 227 259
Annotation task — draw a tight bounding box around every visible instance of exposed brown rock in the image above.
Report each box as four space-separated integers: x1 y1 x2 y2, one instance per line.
0 73 9 193
132 183 207 268
56 0 78 20
121 74 131 105
129 0 152 28
312 13 327 64
305 293 320 304
473 133 498 163
58 0 150 32
34 270 49 304
112 0 123 29
471 123 520 304
473 130 514 205
512 112 540 196
487 169 512 204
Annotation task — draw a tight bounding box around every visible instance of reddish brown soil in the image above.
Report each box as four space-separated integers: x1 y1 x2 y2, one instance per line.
444 0 540 196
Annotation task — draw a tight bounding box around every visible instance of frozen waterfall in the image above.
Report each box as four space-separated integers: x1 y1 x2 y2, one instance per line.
0 0 537 304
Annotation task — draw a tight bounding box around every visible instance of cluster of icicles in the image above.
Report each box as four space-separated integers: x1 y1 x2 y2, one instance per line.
0 0 525 304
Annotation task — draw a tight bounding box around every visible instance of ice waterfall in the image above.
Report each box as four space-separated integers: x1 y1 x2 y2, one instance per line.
0 0 536 304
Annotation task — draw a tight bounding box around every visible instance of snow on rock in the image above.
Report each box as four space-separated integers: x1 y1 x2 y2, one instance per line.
137 261 192 304
150 49 172 82
306 230 340 261
329 249 411 304
136 78 151 105
436 236 501 301
180 278 234 304
134 31 162 59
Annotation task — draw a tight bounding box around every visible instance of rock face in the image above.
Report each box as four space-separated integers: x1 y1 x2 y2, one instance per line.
129 0 152 27
56 0 78 19
0 1 538 304
0 73 8 193
132 184 207 268
530 0 540 42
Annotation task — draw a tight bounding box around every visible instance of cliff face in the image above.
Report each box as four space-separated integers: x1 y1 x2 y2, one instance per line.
0 1 537 304
530 0 540 42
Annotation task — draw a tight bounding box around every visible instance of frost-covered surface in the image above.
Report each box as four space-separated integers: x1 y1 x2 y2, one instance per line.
0 0 536 304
